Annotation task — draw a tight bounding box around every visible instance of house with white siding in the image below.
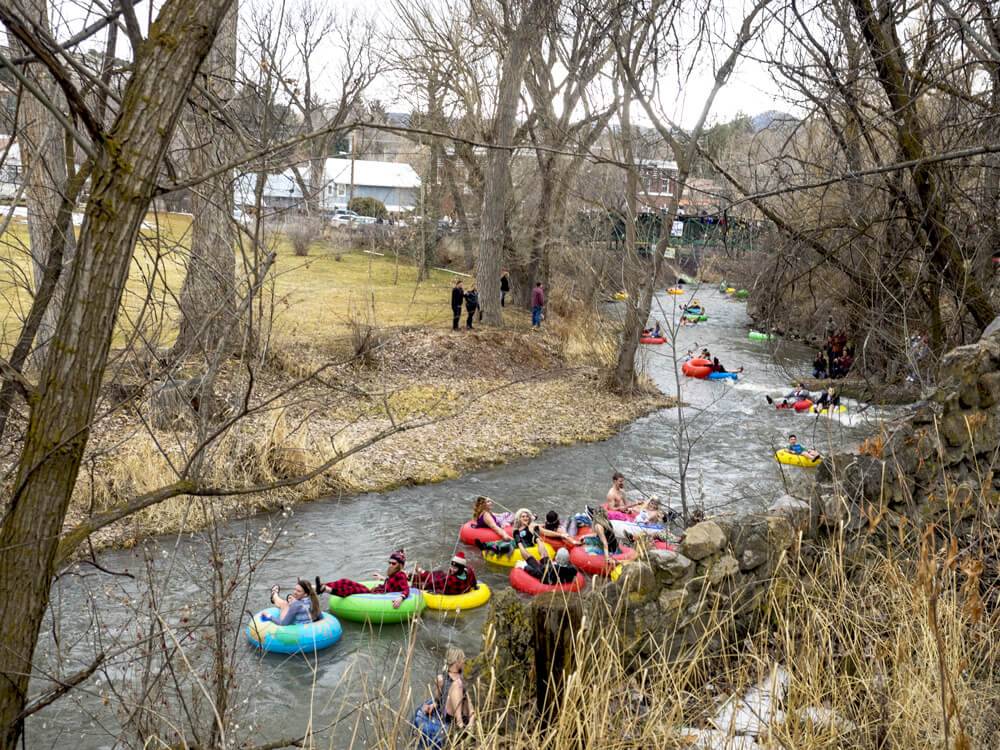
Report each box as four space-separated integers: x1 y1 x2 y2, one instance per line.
235 158 421 217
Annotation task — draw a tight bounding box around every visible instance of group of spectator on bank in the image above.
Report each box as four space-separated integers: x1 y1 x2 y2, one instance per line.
450 271 545 331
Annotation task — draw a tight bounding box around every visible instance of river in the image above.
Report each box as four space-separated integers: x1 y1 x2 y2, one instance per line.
26 288 881 748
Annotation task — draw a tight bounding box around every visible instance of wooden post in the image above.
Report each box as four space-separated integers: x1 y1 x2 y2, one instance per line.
531 594 583 726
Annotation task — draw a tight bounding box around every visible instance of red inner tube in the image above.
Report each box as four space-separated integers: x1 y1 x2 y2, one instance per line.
689 358 712 367
509 566 586 595
459 521 513 546
793 399 814 412
682 363 712 379
652 539 678 552
640 337 666 345
569 544 637 576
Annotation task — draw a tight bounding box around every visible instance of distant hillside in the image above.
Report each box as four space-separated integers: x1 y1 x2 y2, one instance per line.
750 110 798 132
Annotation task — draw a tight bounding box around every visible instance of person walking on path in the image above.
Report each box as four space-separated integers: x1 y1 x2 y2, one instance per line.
500 270 511 307
531 282 545 328
451 280 464 331
464 287 479 330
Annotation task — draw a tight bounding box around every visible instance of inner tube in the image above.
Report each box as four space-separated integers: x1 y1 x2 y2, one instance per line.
681 362 712 379
748 331 772 341
774 449 822 468
569 543 637 576
735 290 749 299
812 404 847 415
459 521 512 546
327 583 426 624
613 291 628 300
793 399 813 412
481 542 555 568
640 336 666 345
610 519 665 539
601 502 636 521
421 583 491 612
652 539 678 552
725 287 736 294
246 608 342 654
509 566 586 596
706 371 738 381
684 307 703 315
667 288 684 295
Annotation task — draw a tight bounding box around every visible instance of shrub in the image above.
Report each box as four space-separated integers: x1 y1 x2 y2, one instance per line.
348 196 388 219
285 216 323 256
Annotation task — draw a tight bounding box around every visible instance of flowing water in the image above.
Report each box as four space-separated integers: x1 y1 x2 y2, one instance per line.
27 289 883 748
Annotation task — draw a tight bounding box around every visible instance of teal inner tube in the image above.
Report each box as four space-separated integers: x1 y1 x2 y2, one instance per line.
246 607 343 654
748 330 772 341
327 582 426 624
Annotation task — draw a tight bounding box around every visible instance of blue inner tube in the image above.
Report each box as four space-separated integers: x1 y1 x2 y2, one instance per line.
706 371 738 381
246 607 343 654
684 307 703 315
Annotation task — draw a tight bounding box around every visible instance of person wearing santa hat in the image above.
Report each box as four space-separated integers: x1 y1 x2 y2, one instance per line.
316 549 410 609
409 551 479 596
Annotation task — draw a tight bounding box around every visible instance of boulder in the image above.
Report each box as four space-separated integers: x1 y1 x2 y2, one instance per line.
680 521 727 560
658 587 687 613
707 554 739 584
648 549 694 583
767 494 812 530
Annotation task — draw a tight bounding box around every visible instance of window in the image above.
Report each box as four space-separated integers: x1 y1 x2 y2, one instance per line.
336 183 347 198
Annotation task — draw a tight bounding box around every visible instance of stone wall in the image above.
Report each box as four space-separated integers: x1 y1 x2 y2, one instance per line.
482 503 808 696
816 329 1000 535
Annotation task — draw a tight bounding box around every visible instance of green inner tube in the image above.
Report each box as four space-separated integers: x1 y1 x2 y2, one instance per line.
327 582 426 624
735 290 749 299
683 314 709 322
748 330 772 341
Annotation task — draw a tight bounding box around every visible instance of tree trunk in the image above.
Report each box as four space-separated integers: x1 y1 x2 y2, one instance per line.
849 0 995 329
523 160 556 307
442 155 474 270
475 0 545 326
4 0 77 369
171 5 238 361
0 0 235 744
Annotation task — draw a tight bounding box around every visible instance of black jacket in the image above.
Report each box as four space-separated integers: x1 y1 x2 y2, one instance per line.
500 276 510 292
464 290 479 311
451 287 464 308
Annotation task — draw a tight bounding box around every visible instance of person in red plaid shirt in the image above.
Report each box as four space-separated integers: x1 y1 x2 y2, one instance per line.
317 549 410 609
409 551 478 595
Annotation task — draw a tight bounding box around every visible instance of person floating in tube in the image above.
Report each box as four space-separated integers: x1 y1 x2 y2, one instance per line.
316 549 410 609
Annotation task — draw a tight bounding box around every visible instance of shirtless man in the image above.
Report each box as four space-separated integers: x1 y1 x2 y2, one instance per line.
606 472 638 519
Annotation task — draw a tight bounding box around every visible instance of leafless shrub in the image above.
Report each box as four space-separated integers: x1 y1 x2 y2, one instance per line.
284 216 324 257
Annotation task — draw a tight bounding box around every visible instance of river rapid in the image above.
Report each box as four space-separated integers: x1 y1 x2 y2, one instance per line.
27 288 882 748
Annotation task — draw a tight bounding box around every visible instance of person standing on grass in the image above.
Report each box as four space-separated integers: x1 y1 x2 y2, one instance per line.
464 286 479 330
531 281 545 328
451 279 464 331
500 270 511 307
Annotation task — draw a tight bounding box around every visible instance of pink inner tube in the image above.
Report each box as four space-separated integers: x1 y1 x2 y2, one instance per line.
569 544 638 576
640 337 666 345
793 399 814 412
602 503 636 521
652 539 678 552
509 566 587 595
459 521 513 546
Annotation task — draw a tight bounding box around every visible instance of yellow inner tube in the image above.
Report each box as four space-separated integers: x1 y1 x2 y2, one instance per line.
422 583 492 611
613 291 628 300
482 543 555 567
667 288 684 295
775 448 822 467
725 287 736 294
812 404 847 415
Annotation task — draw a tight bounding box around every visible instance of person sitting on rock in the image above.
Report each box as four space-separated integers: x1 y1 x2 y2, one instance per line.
409 552 478 595
317 549 410 609
787 434 820 461
518 547 579 585
471 496 513 541
264 579 322 625
538 510 583 548
812 350 828 379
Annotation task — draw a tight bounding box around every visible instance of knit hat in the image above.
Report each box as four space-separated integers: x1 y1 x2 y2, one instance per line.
389 549 406 565
555 548 570 565
451 551 467 567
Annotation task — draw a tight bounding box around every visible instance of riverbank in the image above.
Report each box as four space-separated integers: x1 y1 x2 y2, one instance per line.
65 325 672 552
